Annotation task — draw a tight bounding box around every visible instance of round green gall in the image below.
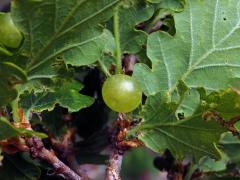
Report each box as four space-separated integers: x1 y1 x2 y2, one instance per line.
102 74 142 113
0 13 22 48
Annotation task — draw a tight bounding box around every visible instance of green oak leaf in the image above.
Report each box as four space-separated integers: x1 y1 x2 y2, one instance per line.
118 0 184 54
40 107 68 139
219 132 240 163
157 0 185 12
0 82 17 106
198 155 227 173
121 148 159 177
0 117 19 140
178 88 240 120
147 0 162 3
145 0 185 13
134 0 240 98
0 61 27 82
199 88 240 120
11 0 120 78
176 88 200 118
196 88 240 134
0 61 27 106
129 92 226 161
0 154 41 180
118 0 154 53
20 80 94 116
0 117 47 140
18 128 48 138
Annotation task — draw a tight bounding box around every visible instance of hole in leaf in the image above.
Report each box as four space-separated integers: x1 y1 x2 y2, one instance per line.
56 56 62 60
177 112 184 120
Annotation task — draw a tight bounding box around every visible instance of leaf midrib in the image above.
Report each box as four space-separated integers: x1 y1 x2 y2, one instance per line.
28 0 87 70
27 0 119 72
169 0 240 94
129 112 218 136
28 33 104 76
152 128 216 157
138 122 221 132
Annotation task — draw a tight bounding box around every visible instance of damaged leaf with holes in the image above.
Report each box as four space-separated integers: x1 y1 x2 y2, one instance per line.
129 90 227 162
134 0 240 97
11 0 119 79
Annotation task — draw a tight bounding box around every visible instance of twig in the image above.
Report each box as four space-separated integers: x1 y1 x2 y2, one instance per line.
147 20 164 34
202 111 240 135
67 155 89 179
26 137 82 180
105 150 123 180
105 114 125 180
0 138 29 154
2 109 88 180
50 129 89 179
105 114 143 180
122 54 137 76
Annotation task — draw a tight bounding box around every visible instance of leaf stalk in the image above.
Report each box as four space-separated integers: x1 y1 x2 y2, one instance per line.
113 8 122 74
11 98 20 123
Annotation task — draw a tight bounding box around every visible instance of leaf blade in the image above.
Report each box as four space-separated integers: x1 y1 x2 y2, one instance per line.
134 0 240 97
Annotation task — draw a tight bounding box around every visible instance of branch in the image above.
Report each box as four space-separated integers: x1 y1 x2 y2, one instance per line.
105 113 143 180
50 129 89 179
66 155 89 179
26 137 83 180
122 54 137 76
203 111 240 135
105 150 123 180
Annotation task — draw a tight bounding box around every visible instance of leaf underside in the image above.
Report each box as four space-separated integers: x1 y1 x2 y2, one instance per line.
134 93 226 161
134 0 240 97
132 0 240 161
12 0 120 78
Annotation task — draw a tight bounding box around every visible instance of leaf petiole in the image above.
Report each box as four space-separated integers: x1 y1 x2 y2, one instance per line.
113 8 122 74
0 46 13 56
98 60 111 77
11 97 20 123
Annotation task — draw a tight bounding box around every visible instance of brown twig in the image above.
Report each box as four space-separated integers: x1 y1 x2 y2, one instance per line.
105 150 123 180
203 111 240 135
147 20 164 33
122 54 137 75
50 128 89 180
26 137 83 180
1 108 89 179
0 138 29 154
105 114 143 180
16 109 85 180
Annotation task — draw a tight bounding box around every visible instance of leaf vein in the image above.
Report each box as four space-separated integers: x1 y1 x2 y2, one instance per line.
194 63 240 70
157 35 171 91
154 128 215 156
188 0 194 67
212 0 219 48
